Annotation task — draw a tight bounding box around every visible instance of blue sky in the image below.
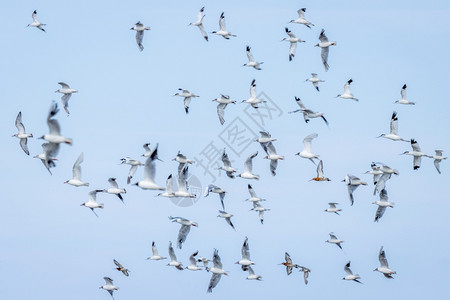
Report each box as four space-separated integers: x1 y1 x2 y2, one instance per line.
2 1 450 299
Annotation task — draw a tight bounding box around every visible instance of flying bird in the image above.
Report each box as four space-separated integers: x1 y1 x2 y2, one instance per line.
157 174 176 198
55 82 77 116
120 157 143 185
295 133 319 164
374 246 396 278
218 149 237 178
246 266 262 281
212 95 236 125
298 266 311 285
279 252 300 275
146 241 167 261
172 151 194 174
173 166 196 198
343 261 362 284
33 142 59 175
64 152 89 187
113 259 130 277
401 139 429 170
373 189 394 222
237 152 260 180
189 7 208 41
243 46 263 70
326 233 344 250
104 178 126 203
212 12 236 39
310 160 330 181
395 84 415 105
427 150 447 174
305 73 324 91
27 10 46 32
169 216 198 249
364 163 383 185
12 112 33 155
186 251 203 271
80 190 105 217
251 201 270 224
289 8 314 28
315 29 336 71
324 203 341 215
99 277 118 299
245 184 265 203
242 79 266 108
336 79 358 101
134 144 164 190
282 27 305 61
262 142 284 176
217 210 235 230
289 97 329 126
204 184 227 210
235 237 255 271
343 174 367 205
207 249 228 293
174 89 199 114
130 21 150 51
167 241 183 270
40 101 73 145
377 111 409 142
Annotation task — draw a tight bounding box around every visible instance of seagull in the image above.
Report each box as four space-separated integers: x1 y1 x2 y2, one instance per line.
326 233 344 250
373 189 394 222
64 153 89 187
174 166 196 198
282 27 305 61
395 84 415 105
213 94 236 125
374 246 396 278
315 29 336 71
130 21 150 51
279 252 300 275
343 174 367 205
377 112 409 142
246 266 262 281
243 46 263 70
212 12 236 39
245 184 265 203
324 203 341 215
113 259 130 277
40 101 73 145
141 143 152 157
197 257 211 269
134 144 164 190
120 157 144 184
364 163 383 185
242 79 266 108
336 79 358 101
174 89 199 114
237 152 260 180
310 160 330 181
80 190 104 217
27 10 46 32
262 142 284 176
12 112 33 155
305 73 324 91
298 266 311 285
157 174 175 198
186 251 203 271
427 150 447 174
168 216 198 249
146 241 167 261
55 82 77 116
189 7 208 41
204 184 227 210
289 8 314 28
251 202 270 224
172 151 194 174
33 142 59 175
236 237 255 271
401 139 429 170
99 277 118 299
218 149 237 178
295 133 319 165
167 241 183 270
207 249 228 293
104 178 126 203
288 97 329 126
343 261 362 284
372 163 398 195
217 210 235 230
255 131 277 144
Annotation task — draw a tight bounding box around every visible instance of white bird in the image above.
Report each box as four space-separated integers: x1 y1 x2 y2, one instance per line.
364 163 383 185
377 111 409 142
172 151 194 174
237 152 260 180
212 12 236 39
40 102 73 145
295 133 319 164
27 10 46 32
262 142 284 176
55 82 77 116
130 21 150 51
104 178 126 203
325 202 341 215
282 27 305 61
142 143 152 157
113 259 130 277
174 166 196 198
251 202 270 224
310 160 331 181
33 142 59 175
189 7 208 41
289 8 314 28
289 97 329 126
243 46 263 70
373 189 394 222
146 241 167 261
401 139 429 170
336 79 358 101
157 174 175 198
120 157 144 184
167 241 183 270
197 257 211 269
168 216 198 249
395 84 415 105
174 88 199 114
236 237 255 271
207 249 228 293
315 29 336 71
218 149 237 178
242 79 266 108
279 252 300 275
372 163 399 195
305 73 324 91
343 174 367 206
134 145 164 190
217 210 235 230
99 277 118 299
427 150 447 174
374 246 396 278
186 251 203 271
204 184 227 210
80 190 104 217
343 261 362 284
255 131 277 144
245 184 265 203
12 112 33 155
298 266 311 285
64 152 89 187
246 266 262 281
213 94 236 125
326 232 344 250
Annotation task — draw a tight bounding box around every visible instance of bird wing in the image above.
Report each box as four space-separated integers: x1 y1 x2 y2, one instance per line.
198 24 208 41
72 152 84 180
58 82 70 89
390 111 399 135
207 273 222 293
344 262 353 275
241 237 250 260
374 205 386 222
285 27 295 38
103 277 114 285
302 133 318 153
177 225 191 249
61 94 72 115
248 184 257 198
189 251 199 265
400 84 407 99
136 31 144 49
151 241 159 256
168 242 177 261
219 12 226 31
289 42 297 59
321 47 330 71
165 174 173 193
213 249 223 269
221 150 232 167
143 150 157 182
184 97 191 114
414 156 421 169
317 160 324 177
434 159 442 174
246 46 254 62
177 166 188 192
19 138 30 155
294 97 306 110
270 160 278 176
196 7 204 23
244 152 258 173
15 112 25 133
411 139 421 152
249 79 256 98
113 259 123 269
318 29 329 42
217 103 226 125
108 178 119 188
297 8 306 18
379 247 389 268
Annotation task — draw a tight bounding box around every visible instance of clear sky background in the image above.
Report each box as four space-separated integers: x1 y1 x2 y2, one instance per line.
2 0 450 299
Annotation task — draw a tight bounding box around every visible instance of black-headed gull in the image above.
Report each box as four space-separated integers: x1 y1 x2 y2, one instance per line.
134 144 164 190
427 150 447 174
172 151 194 174
55 82 77 116
64 152 89 187
289 97 329 126
242 79 266 108
33 142 59 175
243 46 263 70
262 142 284 176
282 28 305 61
305 73 324 91
237 152 259 180
326 232 344 250
189 7 208 41
99 277 118 299
236 237 255 271
146 241 167 261
245 184 265 202
174 166 196 198
377 111 409 142
343 174 367 205
168 216 198 249
157 174 175 198
167 241 183 270
174 89 199 114
295 133 319 164
40 101 73 145
336 79 358 101
395 84 415 105
120 157 143 184
104 178 126 203
12 112 33 155
27 10 46 32
212 12 236 39
343 261 362 284
218 149 237 178
251 201 270 224
130 21 150 51
246 266 262 281
374 246 396 278
186 251 202 271
324 203 341 215
401 139 429 170
217 210 235 230
373 189 394 222
204 184 227 210
207 249 228 293
81 190 104 217
289 8 314 28
315 29 336 71
213 94 236 125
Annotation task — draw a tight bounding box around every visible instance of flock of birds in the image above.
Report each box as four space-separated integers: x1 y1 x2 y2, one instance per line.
15 6 447 299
